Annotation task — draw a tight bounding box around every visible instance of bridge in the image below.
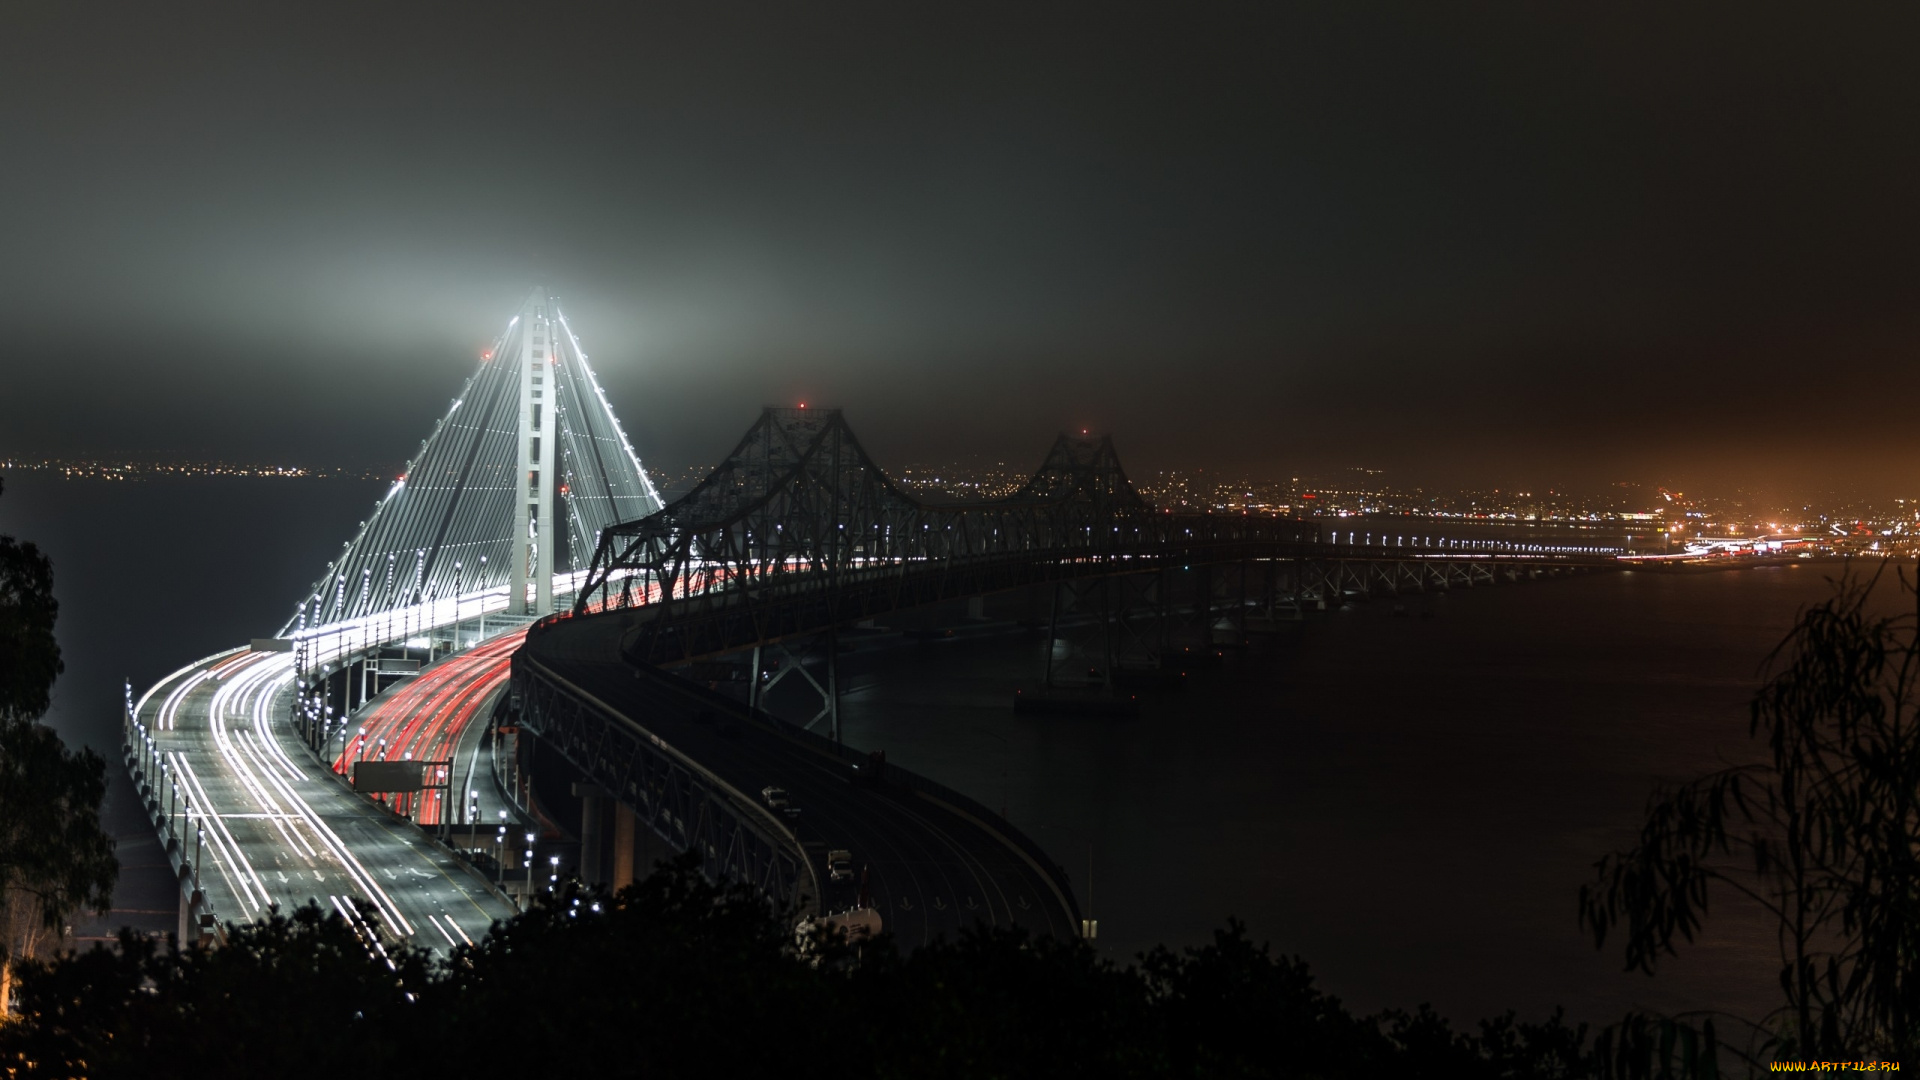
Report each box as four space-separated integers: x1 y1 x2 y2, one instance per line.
124 285 660 950
123 289 1621 953
509 406 1616 938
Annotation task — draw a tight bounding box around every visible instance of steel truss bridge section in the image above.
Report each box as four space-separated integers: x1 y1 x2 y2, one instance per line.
573 407 1323 663
1287 552 1592 600
572 407 1614 670
518 407 1616 930
514 653 813 912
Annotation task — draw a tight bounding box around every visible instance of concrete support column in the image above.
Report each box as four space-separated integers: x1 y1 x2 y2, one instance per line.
177 868 206 944
581 794 603 885
611 803 637 890
573 782 609 885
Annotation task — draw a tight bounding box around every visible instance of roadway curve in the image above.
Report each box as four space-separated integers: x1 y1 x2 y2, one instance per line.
520 614 1082 947
133 649 515 954
336 628 526 826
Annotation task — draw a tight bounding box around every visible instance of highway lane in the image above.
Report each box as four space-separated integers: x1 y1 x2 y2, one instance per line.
525 616 1081 946
134 648 516 955
336 628 526 826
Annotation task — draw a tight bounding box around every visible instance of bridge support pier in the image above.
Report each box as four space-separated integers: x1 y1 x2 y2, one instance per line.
1032 574 1172 700
611 803 637 890
747 632 841 742
575 782 609 886
1041 577 1115 692
517 661 814 913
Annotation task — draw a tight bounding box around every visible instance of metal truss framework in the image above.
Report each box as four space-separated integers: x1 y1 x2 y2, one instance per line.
518 407 1617 910
1029 553 1599 691
1202 554 1593 615
574 407 1323 668
516 654 815 911
1299 557 1526 598
566 406 1619 714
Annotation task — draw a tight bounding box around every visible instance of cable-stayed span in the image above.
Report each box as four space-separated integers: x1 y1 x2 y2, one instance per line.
285 286 662 635
124 288 659 952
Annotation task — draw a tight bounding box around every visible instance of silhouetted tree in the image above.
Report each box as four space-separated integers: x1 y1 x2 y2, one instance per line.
0 722 118 1016
2 851 1597 1079
853 923 1161 1078
0 902 425 1079
1581 568 1920 1066
1140 923 1592 1079
424 852 844 1078
1140 921 1390 1077
0 476 118 1015
0 479 63 727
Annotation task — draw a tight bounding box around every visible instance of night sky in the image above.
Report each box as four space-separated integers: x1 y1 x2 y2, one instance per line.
4 3 1917 497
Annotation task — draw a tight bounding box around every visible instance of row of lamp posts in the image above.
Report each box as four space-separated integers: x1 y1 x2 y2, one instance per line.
124 679 206 941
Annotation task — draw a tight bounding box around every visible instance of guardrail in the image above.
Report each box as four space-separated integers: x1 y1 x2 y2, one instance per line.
122 675 220 946
516 642 1083 929
514 653 820 914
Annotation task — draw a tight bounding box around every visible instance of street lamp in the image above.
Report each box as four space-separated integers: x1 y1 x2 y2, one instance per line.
548 854 559 892
162 761 176 840
524 831 535 906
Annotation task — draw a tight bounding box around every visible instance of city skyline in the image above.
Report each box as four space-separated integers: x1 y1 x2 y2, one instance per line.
10 446 1917 544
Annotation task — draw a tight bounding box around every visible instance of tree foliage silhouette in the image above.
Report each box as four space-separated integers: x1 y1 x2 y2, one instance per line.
2 852 1596 1079
1581 568 1920 1065
1 902 425 1077
0 476 118 1015
0 478 63 726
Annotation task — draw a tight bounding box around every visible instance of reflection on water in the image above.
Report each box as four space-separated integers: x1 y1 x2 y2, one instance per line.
837 563 1871 1027
0 473 1878 1026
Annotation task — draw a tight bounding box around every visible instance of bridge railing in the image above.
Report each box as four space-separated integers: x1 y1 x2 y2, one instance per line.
514 651 820 913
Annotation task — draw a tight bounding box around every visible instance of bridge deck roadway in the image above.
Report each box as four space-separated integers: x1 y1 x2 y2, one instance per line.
335 627 528 827
133 650 515 954
524 616 1081 947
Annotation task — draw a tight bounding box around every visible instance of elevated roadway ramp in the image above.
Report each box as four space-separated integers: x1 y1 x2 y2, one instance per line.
127 648 515 954
516 611 1082 947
